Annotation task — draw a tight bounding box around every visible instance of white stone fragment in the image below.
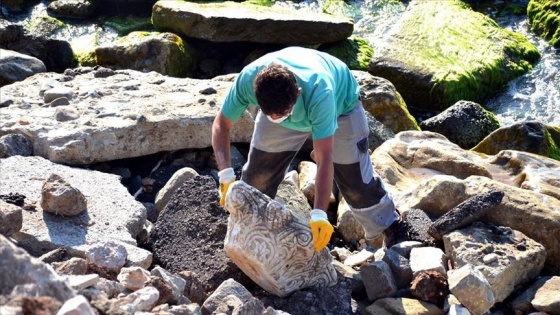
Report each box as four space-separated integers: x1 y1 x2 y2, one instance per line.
448 264 494 315
63 274 99 290
85 241 127 273
114 286 160 313
151 266 187 303
410 247 447 276
344 249 376 266
56 295 95 315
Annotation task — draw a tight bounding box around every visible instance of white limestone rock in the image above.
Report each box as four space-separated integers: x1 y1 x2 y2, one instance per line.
448 264 494 315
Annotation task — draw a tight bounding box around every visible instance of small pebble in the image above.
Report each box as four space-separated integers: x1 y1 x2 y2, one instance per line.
483 253 499 264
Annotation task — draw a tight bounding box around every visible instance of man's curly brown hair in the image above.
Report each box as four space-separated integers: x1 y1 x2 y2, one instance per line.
253 63 299 116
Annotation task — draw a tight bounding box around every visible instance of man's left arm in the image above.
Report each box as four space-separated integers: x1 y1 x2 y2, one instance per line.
308 136 335 251
312 136 334 211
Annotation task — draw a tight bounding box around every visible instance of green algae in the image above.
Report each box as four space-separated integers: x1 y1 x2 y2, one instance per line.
528 0 560 48
545 126 560 161
28 15 67 36
104 15 153 36
319 37 374 71
70 35 99 67
384 0 540 110
117 31 196 77
472 123 560 161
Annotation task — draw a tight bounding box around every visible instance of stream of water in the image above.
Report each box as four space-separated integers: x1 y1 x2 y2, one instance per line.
3 0 559 127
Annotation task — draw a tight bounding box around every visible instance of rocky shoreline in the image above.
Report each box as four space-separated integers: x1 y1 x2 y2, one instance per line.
1 0 560 314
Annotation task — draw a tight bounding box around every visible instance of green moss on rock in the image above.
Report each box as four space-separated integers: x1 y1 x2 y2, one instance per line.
244 0 275 7
528 0 560 48
472 122 560 161
28 15 67 36
109 31 196 77
319 37 374 71
104 15 153 36
373 0 540 111
70 35 99 67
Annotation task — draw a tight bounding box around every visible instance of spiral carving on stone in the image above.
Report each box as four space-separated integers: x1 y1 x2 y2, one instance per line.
224 181 337 297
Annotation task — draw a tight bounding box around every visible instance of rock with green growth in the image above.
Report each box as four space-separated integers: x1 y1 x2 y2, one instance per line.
352 71 420 133
472 121 560 161
71 35 98 67
528 0 560 48
369 0 540 112
319 37 373 71
95 31 196 78
28 15 67 37
419 100 500 149
104 15 154 36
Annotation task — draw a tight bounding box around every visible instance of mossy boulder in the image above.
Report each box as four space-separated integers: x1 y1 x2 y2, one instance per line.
319 37 373 71
95 31 196 77
70 35 98 67
527 0 560 48
28 15 67 37
369 0 540 112
151 0 353 45
472 121 560 161
352 70 420 133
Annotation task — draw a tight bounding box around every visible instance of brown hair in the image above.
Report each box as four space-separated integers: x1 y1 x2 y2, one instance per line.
253 63 299 116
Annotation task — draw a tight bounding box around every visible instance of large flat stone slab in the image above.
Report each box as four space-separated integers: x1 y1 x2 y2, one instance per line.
0 69 254 165
0 156 147 261
151 0 353 45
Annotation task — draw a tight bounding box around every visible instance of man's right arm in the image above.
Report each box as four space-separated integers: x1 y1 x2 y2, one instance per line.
212 111 234 170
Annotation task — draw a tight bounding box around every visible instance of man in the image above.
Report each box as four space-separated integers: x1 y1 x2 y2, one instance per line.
212 46 400 252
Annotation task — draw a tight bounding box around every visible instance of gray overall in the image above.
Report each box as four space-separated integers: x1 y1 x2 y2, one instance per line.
241 101 399 238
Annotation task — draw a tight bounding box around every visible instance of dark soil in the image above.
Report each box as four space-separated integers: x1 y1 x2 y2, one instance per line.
147 175 247 293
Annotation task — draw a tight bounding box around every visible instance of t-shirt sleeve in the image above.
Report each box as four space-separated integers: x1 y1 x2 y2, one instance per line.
221 71 255 121
309 89 338 140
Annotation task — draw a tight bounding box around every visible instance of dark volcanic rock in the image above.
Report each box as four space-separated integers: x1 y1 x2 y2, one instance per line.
148 175 245 292
428 189 505 240
402 209 437 246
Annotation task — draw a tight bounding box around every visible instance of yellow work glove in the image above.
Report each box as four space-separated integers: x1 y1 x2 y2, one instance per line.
309 209 333 252
218 168 235 207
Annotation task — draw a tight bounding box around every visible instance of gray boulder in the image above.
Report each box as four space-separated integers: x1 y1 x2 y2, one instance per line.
420 100 500 149
0 48 46 86
151 0 353 45
0 235 75 302
0 133 33 157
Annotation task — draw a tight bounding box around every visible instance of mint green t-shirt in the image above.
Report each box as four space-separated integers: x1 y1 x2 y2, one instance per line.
221 47 360 140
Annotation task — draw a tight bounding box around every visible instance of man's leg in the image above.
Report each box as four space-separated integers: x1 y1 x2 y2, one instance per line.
332 102 399 239
241 111 310 199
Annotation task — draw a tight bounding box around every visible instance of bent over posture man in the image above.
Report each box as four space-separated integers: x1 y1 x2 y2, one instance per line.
212 46 400 251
